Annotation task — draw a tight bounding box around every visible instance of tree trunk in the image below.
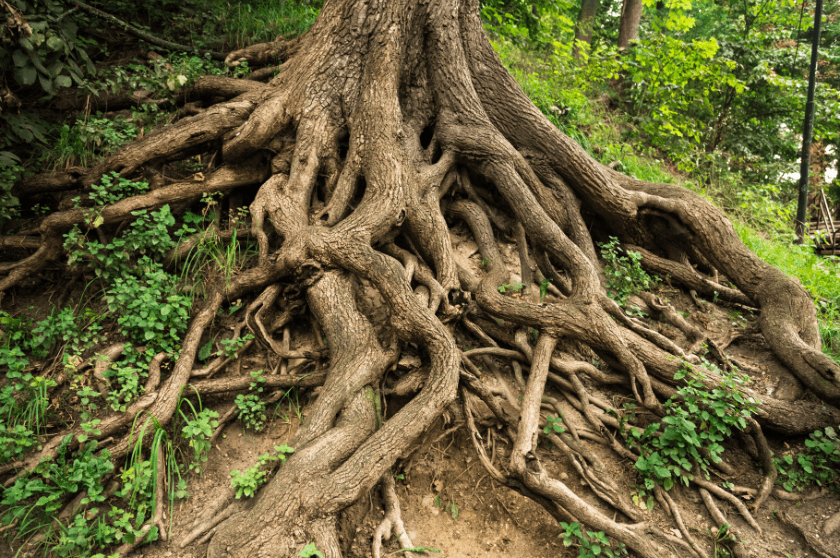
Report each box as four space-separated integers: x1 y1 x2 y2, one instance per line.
573 0 600 59
617 0 642 49
6 0 840 557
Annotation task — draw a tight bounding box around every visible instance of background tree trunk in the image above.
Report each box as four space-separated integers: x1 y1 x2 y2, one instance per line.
573 0 600 58
618 0 642 49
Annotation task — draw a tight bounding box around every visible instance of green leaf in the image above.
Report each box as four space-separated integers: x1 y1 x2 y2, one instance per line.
298 542 324 558
46 36 64 51
198 341 213 360
15 66 37 86
12 50 28 67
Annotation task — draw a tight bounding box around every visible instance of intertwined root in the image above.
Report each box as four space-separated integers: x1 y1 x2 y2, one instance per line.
2 1 839 557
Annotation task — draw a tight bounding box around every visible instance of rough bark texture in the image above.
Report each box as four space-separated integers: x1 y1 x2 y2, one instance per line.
4 1 839 557
618 0 642 49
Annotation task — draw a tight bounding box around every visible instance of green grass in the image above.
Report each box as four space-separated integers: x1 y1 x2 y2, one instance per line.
733 222 840 306
733 221 840 364
214 0 320 50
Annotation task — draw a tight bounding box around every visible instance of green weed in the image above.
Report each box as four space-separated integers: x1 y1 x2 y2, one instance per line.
101 347 156 412
52 116 138 168
558 521 628 558
498 280 525 293
122 414 188 539
774 425 840 493
178 397 219 475
0 151 22 224
623 360 758 494
298 542 324 558
273 384 306 426
230 444 294 499
235 370 268 432
30 306 105 356
89 172 150 207
542 414 565 435
699 524 738 558
173 210 258 295
216 0 320 49
93 52 249 103
1 435 115 554
599 237 658 308
105 263 191 353
539 277 552 302
433 495 459 519
219 334 254 360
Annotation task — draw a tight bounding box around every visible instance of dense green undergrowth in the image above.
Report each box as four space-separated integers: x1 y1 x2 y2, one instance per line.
0 175 301 555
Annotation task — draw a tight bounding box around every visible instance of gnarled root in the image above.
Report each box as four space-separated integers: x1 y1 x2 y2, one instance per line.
699 488 752 558
372 473 423 558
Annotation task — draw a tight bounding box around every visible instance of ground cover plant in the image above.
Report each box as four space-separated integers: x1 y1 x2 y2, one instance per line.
2 1 840 558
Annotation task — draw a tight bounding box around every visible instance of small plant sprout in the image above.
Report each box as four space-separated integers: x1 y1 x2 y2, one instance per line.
178 396 219 474
230 444 295 499
559 522 628 558
298 542 324 558
235 370 268 431
704 524 737 557
539 277 552 302
219 333 254 359
543 414 565 435
599 237 658 308
498 279 525 293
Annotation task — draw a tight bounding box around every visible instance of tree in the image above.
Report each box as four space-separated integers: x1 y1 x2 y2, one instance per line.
5 0 840 557
573 0 601 58
617 0 642 48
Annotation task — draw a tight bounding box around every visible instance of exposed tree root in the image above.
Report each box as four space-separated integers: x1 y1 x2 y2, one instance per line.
658 488 708 558
371 473 422 558
778 510 839 558
699 487 751 558
4 1 840 557
825 510 840 536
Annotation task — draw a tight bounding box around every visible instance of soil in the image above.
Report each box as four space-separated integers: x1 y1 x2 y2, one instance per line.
3 229 837 558
92 402 840 558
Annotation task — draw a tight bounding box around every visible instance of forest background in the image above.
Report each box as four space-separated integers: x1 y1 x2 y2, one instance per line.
1 0 840 557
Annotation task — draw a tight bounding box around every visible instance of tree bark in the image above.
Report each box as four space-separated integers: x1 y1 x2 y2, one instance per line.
618 0 642 49
573 0 600 59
